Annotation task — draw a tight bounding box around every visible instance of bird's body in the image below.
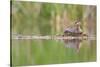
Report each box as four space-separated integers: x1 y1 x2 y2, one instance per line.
63 20 84 36
64 26 82 36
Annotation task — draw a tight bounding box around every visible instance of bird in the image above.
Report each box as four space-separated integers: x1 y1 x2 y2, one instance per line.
63 20 86 37
62 20 87 52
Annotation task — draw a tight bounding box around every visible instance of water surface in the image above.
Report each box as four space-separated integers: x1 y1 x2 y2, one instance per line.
12 39 96 66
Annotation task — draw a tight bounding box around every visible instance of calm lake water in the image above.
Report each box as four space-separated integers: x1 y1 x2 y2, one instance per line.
12 39 96 66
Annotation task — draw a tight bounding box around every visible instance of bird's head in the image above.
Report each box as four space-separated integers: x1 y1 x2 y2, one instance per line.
75 20 81 27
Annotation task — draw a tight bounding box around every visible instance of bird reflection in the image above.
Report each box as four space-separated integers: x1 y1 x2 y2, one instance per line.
63 38 82 52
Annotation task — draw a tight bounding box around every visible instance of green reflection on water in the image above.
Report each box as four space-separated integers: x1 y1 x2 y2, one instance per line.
12 39 96 66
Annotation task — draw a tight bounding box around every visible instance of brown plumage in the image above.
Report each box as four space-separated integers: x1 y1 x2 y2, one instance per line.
63 20 84 36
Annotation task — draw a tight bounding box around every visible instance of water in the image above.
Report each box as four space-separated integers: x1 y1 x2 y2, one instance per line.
11 38 96 66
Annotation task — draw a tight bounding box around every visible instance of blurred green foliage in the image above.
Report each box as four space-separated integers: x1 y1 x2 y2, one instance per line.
12 1 88 35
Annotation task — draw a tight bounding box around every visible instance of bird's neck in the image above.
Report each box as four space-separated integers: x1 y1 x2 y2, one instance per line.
75 25 82 32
